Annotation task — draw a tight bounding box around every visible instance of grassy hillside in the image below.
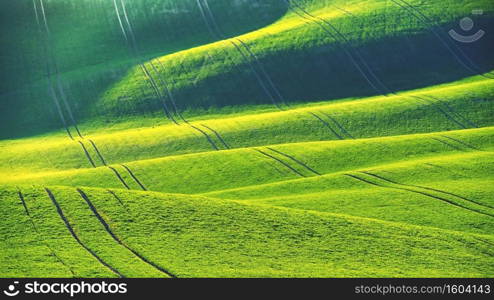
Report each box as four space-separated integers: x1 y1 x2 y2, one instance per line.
1 0 493 278
1 75 492 178
0 0 287 138
2 186 493 277
1 0 493 137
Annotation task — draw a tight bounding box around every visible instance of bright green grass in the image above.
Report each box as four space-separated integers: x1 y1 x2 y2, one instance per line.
0 188 73 277
0 187 112 277
1 75 492 178
1 185 493 277
2 126 493 193
2 126 492 239
98 0 494 120
206 151 494 234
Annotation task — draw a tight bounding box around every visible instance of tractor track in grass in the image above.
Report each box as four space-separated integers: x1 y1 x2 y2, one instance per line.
106 190 129 211
266 147 321 176
469 237 494 257
197 0 352 139
196 0 282 110
254 149 306 177
83 136 146 191
390 0 494 80
44 188 124 278
189 124 219 150
76 189 177 278
53 71 83 139
286 0 391 95
422 95 479 128
34 0 126 180
141 63 177 123
344 173 494 218
33 0 74 141
77 189 176 278
153 58 188 121
266 162 290 176
222 2 356 136
360 171 494 211
318 111 354 139
114 1 230 153
311 3 473 131
412 95 469 129
108 167 131 190
120 165 147 191
285 0 439 136
431 137 466 152
37 0 84 139
78 141 96 168
201 0 356 139
148 61 179 120
17 189 76 276
245 19 354 137
151 57 231 152
17 190 31 220
185 118 225 151
201 124 230 149
37 0 149 192
112 0 177 123
289 0 478 131
474 237 494 249
440 135 481 151
36 0 143 190
48 83 74 140
86 139 144 191
307 112 344 140
36 0 142 191
234 36 288 107
88 139 107 166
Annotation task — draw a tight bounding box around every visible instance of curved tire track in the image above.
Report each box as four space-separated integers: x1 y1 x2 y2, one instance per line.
44 188 124 278
254 149 306 177
107 167 131 190
266 147 321 176
17 189 75 276
78 141 96 168
201 124 230 149
390 0 494 80
120 164 147 191
77 189 176 278
361 171 494 211
344 173 494 218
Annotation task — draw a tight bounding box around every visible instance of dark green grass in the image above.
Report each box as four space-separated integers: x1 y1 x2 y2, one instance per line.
0 0 287 138
2 0 493 138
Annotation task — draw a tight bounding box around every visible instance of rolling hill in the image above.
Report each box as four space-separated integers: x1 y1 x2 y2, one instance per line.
1 0 493 278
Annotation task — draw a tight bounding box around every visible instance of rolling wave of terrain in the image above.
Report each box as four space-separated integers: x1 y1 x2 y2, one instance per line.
1 0 493 277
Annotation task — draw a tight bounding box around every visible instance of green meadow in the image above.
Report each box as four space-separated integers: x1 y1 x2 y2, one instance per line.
1 0 493 277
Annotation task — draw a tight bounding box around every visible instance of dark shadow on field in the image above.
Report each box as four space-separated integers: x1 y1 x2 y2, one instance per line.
1 1 493 140
165 19 494 110
0 0 288 139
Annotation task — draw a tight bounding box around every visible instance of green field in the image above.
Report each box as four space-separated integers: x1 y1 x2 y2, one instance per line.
1 0 493 277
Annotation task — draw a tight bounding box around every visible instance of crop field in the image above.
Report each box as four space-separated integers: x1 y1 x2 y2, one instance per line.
1 0 493 278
